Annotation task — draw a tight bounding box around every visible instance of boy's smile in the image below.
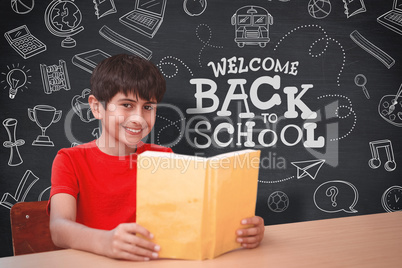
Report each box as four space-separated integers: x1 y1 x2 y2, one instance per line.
90 92 157 156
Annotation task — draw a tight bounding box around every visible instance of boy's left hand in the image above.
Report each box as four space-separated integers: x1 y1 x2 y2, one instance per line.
236 216 265 249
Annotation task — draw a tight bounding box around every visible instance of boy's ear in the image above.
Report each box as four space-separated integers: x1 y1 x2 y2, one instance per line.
88 95 103 120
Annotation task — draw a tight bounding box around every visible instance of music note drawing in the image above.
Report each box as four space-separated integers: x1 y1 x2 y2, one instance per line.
368 139 396 172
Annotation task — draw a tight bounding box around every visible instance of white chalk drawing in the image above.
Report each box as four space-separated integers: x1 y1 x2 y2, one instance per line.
314 180 358 213
92 127 101 139
93 0 117 19
38 186 51 201
307 0 331 19
183 0 207 16
350 30 395 69
99 25 152 60
275 25 345 87
342 0 366 18
1 63 31 99
157 56 193 79
378 83 402 127
3 118 25 166
40 59 71 94
72 49 111 74
381 186 402 212
0 170 39 209
196 24 223 67
354 74 370 99
44 0 84 48
368 139 397 172
119 0 167 38
317 94 357 141
72 88 96 123
231 6 273 48
11 0 35 14
291 159 325 180
377 0 402 35
267 191 289 213
4 25 47 59
28 105 62 147
155 115 186 148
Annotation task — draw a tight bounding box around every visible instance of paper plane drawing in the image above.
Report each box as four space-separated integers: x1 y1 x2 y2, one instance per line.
291 159 325 180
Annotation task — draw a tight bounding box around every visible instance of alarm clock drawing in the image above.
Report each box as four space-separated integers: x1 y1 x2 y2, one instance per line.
381 186 402 212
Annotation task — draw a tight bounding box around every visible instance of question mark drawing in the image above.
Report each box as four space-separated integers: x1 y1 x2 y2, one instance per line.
326 186 339 207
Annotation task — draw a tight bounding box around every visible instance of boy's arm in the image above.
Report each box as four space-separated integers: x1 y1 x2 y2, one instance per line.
49 193 160 261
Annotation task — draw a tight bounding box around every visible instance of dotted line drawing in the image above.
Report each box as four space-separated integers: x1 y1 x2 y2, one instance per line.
274 24 328 51
196 24 223 67
157 56 193 78
317 94 357 141
259 176 295 184
156 115 186 147
275 24 346 87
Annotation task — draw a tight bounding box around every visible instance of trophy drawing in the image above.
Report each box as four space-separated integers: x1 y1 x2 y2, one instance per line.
28 105 62 146
3 118 25 166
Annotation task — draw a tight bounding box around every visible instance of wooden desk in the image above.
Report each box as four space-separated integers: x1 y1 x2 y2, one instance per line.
1 212 401 268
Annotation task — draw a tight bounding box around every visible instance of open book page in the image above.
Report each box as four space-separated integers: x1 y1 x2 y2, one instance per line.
136 149 261 260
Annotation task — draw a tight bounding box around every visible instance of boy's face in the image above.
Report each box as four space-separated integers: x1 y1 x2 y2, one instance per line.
92 92 157 155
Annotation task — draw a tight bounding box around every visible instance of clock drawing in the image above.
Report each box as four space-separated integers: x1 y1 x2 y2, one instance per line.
381 186 402 212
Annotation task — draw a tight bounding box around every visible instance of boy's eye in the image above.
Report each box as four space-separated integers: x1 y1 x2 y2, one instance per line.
144 105 154 111
122 103 133 108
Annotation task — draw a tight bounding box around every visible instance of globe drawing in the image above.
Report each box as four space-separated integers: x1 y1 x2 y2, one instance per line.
44 0 84 48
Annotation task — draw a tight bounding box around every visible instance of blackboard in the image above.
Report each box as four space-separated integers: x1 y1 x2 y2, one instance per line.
1 0 401 257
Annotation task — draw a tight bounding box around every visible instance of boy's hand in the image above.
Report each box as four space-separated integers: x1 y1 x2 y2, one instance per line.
236 216 265 249
105 223 160 261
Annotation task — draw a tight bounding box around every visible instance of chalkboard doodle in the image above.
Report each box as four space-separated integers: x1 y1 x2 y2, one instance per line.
4 25 47 59
350 30 395 69
196 24 223 67
377 0 402 36
119 0 167 38
291 159 325 180
3 118 24 167
368 139 397 172
230 6 273 48
71 88 96 123
92 127 101 140
0 170 39 210
157 56 193 79
93 0 117 19
99 25 153 60
267 191 289 213
40 59 71 94
44 0 85 48
28 105 62 147
72 49 111 74
317 94 357 142
38 186 51 202
342 0 366 18
314 180 359 213
354 74 370 99
11 0 34 15
1 63 31 99
183 0 207 16
381 185 402 212
307 0 332 19
378 83 402 127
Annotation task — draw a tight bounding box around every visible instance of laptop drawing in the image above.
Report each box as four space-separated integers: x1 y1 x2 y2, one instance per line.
377 0 402 35
119 0 167 38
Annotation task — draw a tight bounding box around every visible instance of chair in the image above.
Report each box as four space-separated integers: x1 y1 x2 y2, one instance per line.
10 201 62 255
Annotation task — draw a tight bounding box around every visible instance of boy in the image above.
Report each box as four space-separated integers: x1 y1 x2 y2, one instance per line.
48 54 264 261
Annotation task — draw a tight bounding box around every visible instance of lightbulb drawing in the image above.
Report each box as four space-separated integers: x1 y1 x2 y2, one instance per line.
6 69 26 99
1 64 31 99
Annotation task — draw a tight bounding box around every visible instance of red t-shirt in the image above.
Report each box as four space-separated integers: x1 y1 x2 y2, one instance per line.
48 140 172 230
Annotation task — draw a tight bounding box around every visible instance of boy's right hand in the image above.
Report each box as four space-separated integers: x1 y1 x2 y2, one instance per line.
105 223 160 261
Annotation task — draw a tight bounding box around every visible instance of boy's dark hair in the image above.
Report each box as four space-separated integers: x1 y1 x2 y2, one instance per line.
90 54 166 105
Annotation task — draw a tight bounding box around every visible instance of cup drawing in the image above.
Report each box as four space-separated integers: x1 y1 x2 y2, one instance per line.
28 105 62 146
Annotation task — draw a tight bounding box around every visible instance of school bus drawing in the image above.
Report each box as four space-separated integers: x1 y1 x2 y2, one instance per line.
231 5 273 48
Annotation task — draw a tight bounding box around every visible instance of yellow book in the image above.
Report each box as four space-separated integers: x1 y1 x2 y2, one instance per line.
136 149 261 260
